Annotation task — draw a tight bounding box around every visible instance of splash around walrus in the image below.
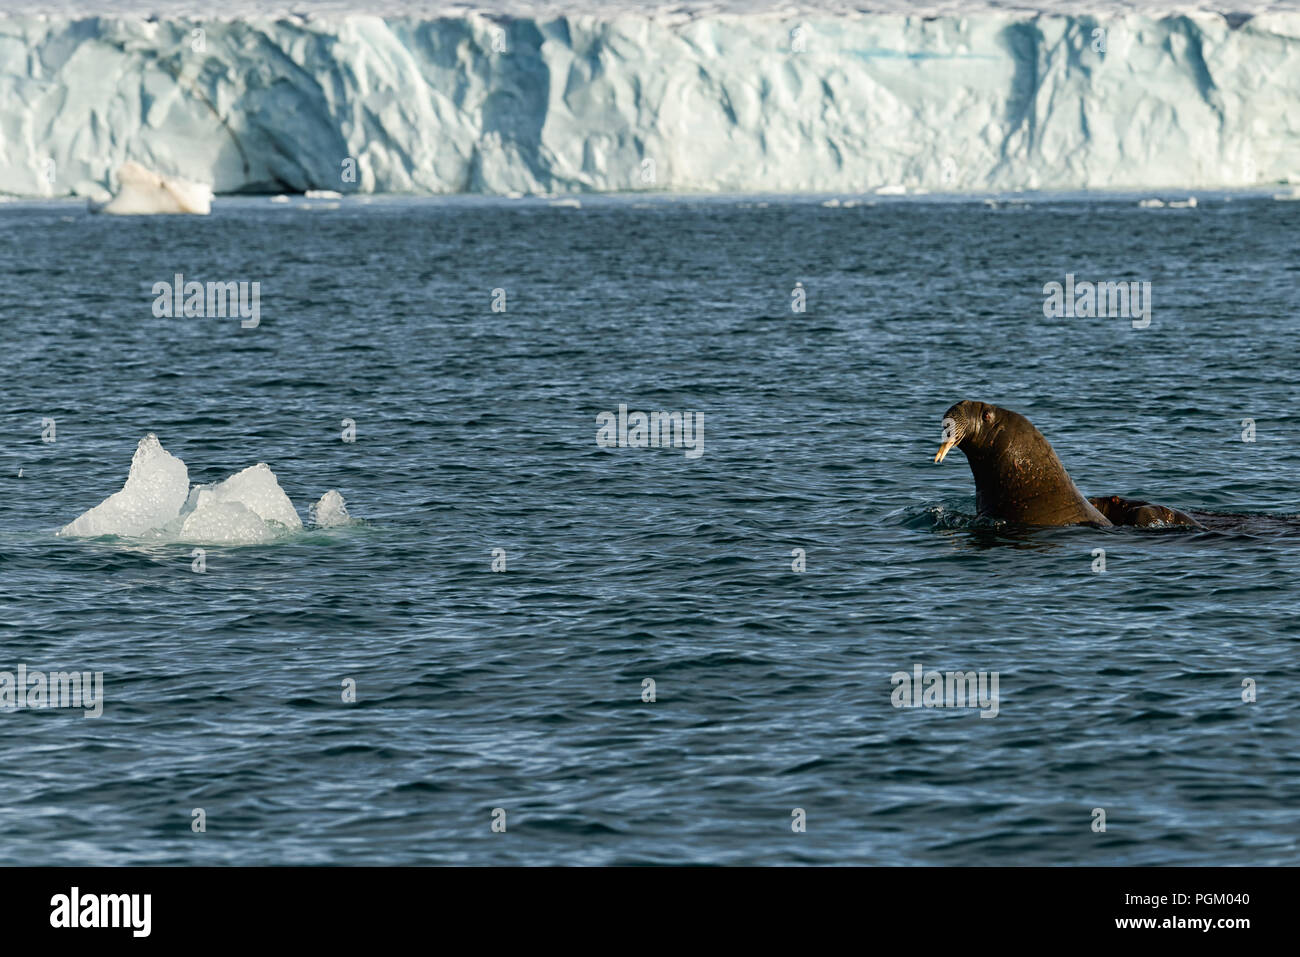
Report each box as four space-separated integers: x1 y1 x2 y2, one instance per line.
933 401 1204 529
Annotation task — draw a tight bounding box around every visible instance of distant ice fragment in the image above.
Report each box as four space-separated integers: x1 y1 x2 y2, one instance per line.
309 490 352 527
89 161 212 215
59 434 189 537
304 189 342 199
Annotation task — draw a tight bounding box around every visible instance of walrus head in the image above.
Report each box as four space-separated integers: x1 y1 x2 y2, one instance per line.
932 400 1112 526
933 400 1002 464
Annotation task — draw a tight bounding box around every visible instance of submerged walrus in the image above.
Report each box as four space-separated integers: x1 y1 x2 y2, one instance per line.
933 401 1204 528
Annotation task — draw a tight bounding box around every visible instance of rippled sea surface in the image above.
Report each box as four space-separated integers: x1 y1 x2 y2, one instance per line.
2 194 1298 865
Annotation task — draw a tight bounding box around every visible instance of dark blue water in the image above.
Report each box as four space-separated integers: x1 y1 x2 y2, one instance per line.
2 193 1298 864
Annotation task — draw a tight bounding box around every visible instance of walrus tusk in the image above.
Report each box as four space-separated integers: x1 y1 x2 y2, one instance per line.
934 439 957 464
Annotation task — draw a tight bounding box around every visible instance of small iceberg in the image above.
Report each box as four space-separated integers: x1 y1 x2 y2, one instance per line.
59 435 349 544
309 490 353 528
88 161 212 215
303 189 343 199
1139 196 1197 208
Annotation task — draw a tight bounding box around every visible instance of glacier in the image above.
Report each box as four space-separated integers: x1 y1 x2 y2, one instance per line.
1 2 1299 197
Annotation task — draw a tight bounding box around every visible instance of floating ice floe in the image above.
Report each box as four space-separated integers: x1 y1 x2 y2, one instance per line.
304 189 343 199
88 162 212 215
58 435 350 544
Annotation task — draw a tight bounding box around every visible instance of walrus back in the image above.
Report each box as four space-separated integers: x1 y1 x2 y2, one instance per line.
971 410 1111 526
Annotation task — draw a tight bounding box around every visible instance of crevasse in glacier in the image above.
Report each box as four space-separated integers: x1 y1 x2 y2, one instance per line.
1 4 1298 196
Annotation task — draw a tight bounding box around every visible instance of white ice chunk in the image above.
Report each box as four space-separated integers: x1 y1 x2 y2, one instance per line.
177 500 277 544
89 161 212 216
309 489 352 527
183 463 303 530
59 435 350 544
59 434 189 538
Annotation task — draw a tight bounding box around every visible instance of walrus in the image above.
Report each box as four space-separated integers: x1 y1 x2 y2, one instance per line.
933 401 1204 528
1086 494 1203 528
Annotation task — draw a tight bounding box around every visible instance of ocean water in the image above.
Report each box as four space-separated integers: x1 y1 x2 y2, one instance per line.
2 192 1298 865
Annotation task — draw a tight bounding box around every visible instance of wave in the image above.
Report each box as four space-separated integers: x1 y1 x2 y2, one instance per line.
902 502 1300 539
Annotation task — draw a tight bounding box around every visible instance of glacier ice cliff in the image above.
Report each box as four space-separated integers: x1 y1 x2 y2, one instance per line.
1 2 1298 196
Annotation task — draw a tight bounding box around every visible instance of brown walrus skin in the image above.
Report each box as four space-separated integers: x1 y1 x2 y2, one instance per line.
934 401 1204 529
1087 494 1204 528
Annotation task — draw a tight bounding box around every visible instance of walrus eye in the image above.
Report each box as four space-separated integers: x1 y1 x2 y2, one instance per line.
982 410 995 424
